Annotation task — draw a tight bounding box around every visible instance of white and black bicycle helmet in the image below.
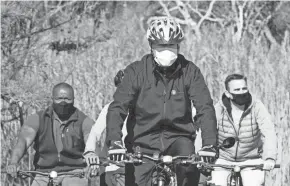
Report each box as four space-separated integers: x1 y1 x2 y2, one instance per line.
146 17 184 45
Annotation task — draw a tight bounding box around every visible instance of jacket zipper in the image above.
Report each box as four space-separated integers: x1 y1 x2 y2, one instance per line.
163 90 167 118
222 103 252 161
59 126 66 162
160 89 166 150
234 111 246 161
156 69 172 151
58 131 64 162
234 119 243 161
223 108 240 161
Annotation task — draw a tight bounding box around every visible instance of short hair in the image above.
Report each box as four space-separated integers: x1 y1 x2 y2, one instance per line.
52 82 74 95
114 70 124 87
225 74 247 91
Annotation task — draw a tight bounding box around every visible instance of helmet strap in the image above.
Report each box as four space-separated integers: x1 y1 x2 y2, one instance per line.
150 42 155 57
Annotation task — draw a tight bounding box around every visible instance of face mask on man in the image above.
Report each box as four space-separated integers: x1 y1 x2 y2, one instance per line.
53 101 74 119
154 49 178 67
231 91 251 105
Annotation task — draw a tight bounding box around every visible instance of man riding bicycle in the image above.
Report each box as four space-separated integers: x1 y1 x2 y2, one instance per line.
211 74 277 186
6 83 95 186
105 17 218 186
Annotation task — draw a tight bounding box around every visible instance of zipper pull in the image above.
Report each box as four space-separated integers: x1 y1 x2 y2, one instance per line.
163 90 166 102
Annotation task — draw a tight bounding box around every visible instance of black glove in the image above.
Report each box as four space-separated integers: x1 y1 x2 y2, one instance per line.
108 141 126 162
198 145 218 163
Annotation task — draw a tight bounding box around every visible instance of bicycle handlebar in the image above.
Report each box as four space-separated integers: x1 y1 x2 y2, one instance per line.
1 169 85 178
141 154 196 163
98 153 200 166
202 163 280 171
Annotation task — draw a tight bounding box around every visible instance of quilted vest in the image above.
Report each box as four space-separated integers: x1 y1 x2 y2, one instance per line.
216 95 263 162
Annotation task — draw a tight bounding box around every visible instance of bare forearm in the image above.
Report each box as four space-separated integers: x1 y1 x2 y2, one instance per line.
10 115 38 164
10 138 27 164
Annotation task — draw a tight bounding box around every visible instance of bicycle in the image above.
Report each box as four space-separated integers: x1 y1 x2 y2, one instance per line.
96 137 236 186
199 163 280 186
98 152 198 186
1 169 86 186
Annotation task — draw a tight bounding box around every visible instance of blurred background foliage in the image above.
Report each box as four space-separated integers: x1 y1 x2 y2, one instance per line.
1 1 289 186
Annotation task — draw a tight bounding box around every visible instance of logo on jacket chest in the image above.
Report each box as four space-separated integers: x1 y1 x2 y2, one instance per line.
171 90 177 95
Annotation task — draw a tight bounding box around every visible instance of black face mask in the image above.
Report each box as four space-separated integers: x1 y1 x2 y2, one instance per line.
231 92 251 105
53 101 75 119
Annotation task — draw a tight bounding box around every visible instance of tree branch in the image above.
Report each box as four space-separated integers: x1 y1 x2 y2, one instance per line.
187 1 223 25
158 0 172 17
264 25 279 46
186 2 203 18
1 18 73 44
171 0 200 33
1 117 20 124
18 102 24 126
197 0 218 28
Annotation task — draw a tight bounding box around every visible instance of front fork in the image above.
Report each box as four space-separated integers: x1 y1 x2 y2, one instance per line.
228 172 241 186
157 175 166 186
156 174 176 186
155 165 177 186
47 178 55 186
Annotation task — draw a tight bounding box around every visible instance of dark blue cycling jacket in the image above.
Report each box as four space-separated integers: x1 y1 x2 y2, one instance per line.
106 54 217 151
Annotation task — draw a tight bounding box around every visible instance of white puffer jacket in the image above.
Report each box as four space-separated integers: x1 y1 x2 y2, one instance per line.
215 94 277 162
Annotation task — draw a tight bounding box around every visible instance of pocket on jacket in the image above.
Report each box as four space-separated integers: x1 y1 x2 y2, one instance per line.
168 91 187 120
72 136 83 148
62 129 84 152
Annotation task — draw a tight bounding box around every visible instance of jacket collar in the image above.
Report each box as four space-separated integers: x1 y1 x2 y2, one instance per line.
149 54 183 85
220 93 254 116
44 105 78 121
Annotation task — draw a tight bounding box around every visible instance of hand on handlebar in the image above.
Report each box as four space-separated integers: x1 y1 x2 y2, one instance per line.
263 158 276 171
6 163 19 178
108 141 126 162
83 151 99 178
198 145 218 163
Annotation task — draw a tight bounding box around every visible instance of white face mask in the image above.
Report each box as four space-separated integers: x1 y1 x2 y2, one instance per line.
154 49 178 67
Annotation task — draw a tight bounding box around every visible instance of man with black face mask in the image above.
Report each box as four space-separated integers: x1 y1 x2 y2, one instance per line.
211 74 277 186
6 83 95 186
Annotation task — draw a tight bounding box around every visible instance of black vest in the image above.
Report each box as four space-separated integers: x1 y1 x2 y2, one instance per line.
33 106 86 171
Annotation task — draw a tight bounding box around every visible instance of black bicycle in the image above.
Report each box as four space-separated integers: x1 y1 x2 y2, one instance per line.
99 152 199 186
98 137 236 186
84 137 234 186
